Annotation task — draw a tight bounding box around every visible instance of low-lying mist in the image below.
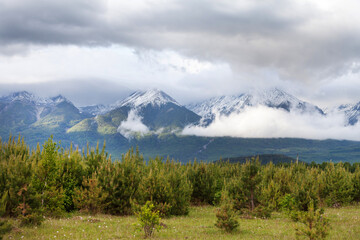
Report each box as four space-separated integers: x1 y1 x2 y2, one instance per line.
182 106 360 141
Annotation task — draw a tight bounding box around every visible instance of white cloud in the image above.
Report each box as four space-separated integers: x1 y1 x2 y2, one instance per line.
117 110 149 138
182 106 360 141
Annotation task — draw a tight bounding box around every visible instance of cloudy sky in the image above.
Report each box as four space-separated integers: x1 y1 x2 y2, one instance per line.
1 0 360 108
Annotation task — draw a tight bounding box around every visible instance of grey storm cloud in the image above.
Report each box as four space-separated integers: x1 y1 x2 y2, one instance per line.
1 0 360 82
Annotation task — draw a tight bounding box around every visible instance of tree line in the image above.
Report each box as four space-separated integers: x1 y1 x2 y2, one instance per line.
1 135 360 225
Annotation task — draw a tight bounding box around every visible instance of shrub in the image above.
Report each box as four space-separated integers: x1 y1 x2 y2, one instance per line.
19 211 44 227
135 201 162 238
73 174 108 214
295 201 330 240
253 205 272 219
215 191 239 233
136 157 192 216
97 147 144 215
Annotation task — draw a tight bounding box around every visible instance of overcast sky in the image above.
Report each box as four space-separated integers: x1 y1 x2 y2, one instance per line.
1 0 360 108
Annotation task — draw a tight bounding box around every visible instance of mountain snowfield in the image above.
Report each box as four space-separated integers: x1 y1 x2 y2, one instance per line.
0 88 360 140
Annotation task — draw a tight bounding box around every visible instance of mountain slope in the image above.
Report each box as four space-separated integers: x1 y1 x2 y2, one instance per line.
117 89 200 132
0 92 90 137
68 106 129 135
70 89 201 135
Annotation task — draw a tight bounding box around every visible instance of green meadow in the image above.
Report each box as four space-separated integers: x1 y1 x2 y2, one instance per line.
3 205 360 240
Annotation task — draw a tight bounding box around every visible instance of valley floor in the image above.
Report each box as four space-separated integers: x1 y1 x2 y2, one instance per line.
3 205 360 239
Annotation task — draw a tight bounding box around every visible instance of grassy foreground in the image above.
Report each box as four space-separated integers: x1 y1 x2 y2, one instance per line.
3 205 360 240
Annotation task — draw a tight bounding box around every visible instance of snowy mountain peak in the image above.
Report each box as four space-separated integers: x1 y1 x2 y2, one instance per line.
253 88 296 104
2 91 32 101
0 91 73 107
250 88 316 112
118 89 180 108
0 91 49 105
50 95 68 104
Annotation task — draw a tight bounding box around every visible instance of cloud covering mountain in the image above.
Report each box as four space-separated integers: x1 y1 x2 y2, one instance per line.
184 88 360 141
183 105 360 141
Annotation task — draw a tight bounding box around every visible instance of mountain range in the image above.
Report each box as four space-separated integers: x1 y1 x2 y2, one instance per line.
1 88 360 163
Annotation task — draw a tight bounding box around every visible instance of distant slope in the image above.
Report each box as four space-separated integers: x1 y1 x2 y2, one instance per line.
0 91 90 136
68 106 129 134
214 154 297 164
122 134 360 164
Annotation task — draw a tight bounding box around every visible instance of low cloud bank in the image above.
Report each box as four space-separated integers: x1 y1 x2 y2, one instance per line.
182 106 360 141
118 110 149 138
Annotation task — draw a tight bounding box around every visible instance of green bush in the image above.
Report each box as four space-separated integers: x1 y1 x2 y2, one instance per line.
97 148 144 215
19 211 44 227
295 201 330 240
186 161 222 205
136 157 192 216
135 201 162 238
215 191 239 233
73 174 108 214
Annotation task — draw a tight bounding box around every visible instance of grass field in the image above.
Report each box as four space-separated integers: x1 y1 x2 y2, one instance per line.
3 205 360 239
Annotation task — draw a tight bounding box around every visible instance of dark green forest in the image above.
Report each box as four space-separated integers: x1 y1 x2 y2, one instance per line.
1 135 360 228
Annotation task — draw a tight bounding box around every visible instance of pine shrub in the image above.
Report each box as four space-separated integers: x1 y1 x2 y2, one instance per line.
73 174 108 214
135 201 162 238
215 191 239 233
295 201 330 240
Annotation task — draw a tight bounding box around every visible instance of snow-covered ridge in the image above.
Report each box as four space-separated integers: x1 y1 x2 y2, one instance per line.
78 89 181 116
187 88 324 125
0 91 69 106
117 89 180 108
79 104 108 115
338 102 360 125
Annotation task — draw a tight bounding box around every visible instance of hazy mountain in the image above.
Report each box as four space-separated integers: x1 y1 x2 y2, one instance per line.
0 91 91 137
187 88 324 125
338 102 360 126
